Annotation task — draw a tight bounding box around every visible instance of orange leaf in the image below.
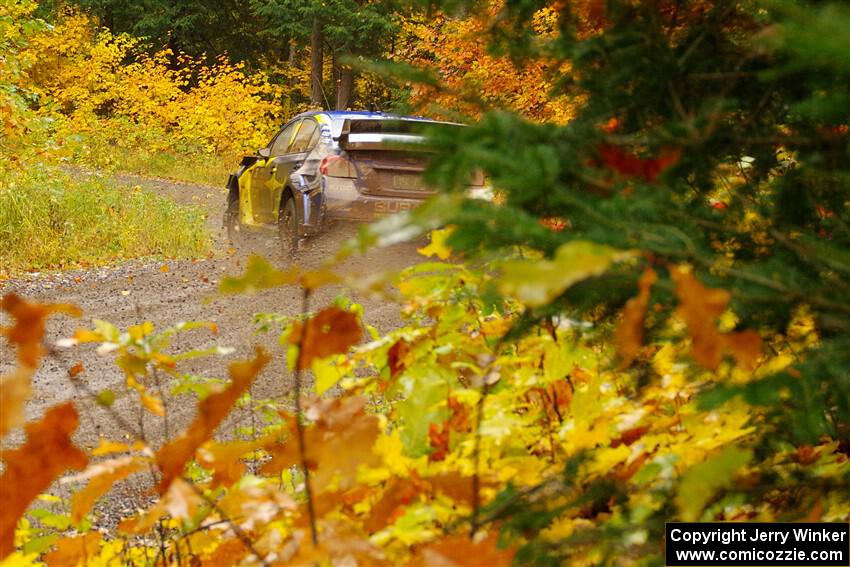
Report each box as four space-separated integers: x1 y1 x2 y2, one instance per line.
155 348 270 493
308 397 382 490
615 268 657 366
724 329 762 369
162 477 203 520
426 472 478 505
198 432 285 488
293 307 361 370
416 533 515 567
364 478 423 533
201 539 249 566
43 532 102 567
526 380 573 423
0 403 88 560
1 294 81 367
672 268 730 369
672 268 762 369
262 397 381 491
282 520 388 566
67 456 147 523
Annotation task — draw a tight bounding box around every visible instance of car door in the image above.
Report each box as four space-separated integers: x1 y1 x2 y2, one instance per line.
250 120 300 223
267 117 320 222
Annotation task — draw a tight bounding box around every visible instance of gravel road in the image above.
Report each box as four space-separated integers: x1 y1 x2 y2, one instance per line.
0 173 423 453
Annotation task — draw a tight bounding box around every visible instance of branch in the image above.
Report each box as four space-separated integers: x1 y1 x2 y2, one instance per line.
294 288 319 548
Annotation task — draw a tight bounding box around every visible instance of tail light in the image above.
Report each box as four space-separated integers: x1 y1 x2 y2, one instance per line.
319 155 357 178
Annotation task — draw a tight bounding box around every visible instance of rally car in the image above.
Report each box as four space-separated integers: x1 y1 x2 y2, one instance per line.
224 111 485 250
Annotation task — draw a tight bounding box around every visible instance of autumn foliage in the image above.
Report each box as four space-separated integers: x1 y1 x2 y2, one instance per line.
399 1 577 122
2 1 285 176
3 0 850 564
2 237 846 565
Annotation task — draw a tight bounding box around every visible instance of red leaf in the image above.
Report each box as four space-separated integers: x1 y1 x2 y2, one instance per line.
428 423 450 462
387 339 410 378
598 144 681 182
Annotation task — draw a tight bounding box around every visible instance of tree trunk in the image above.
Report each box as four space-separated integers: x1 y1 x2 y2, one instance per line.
310 18 324 108
287 37 298 68
104 5 114 31
335 65 354 110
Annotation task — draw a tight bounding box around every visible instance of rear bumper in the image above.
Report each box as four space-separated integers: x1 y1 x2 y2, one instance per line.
324 192 425 222
320 176 425 222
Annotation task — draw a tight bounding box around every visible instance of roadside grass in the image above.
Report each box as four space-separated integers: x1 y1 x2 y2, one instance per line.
0 167 210 277
62 138 236 187
108 149 235 187
53 121 239 187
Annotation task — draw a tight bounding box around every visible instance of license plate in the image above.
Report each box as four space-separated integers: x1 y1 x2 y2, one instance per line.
392 174 424 191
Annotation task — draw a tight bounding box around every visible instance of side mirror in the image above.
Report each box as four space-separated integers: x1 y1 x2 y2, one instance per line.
258 147 271 159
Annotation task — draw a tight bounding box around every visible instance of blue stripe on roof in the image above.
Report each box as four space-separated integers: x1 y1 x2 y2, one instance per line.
295 110 439 122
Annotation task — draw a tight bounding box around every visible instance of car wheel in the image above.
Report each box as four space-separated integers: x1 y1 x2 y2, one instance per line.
278 194 299 256
224 191 242 246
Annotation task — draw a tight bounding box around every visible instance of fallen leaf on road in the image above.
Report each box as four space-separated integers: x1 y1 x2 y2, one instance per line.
68 362 85 379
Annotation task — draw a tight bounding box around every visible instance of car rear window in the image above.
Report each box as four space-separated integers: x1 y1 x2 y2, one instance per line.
347 119 462 136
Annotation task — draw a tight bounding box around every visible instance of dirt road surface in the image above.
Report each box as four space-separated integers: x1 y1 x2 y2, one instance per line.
0 173 423 453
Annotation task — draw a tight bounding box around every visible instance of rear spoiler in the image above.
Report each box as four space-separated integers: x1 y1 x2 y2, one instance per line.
335 119 430 150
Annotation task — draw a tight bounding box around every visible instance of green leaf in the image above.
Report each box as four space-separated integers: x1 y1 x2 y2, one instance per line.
21 534 58 556
393 365 451 457
675 446 752 521
28 509 72 530
498 241 634 307
96 389 116 407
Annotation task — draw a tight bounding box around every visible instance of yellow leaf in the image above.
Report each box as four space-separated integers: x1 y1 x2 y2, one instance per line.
312 356 347 395
417 228 454 260
675 446 752 521
140 393 165 416
499 241 634 307
128 321 154 341
91 439 137 456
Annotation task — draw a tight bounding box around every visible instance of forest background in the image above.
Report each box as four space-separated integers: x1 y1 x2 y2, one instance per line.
1 0 849 565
